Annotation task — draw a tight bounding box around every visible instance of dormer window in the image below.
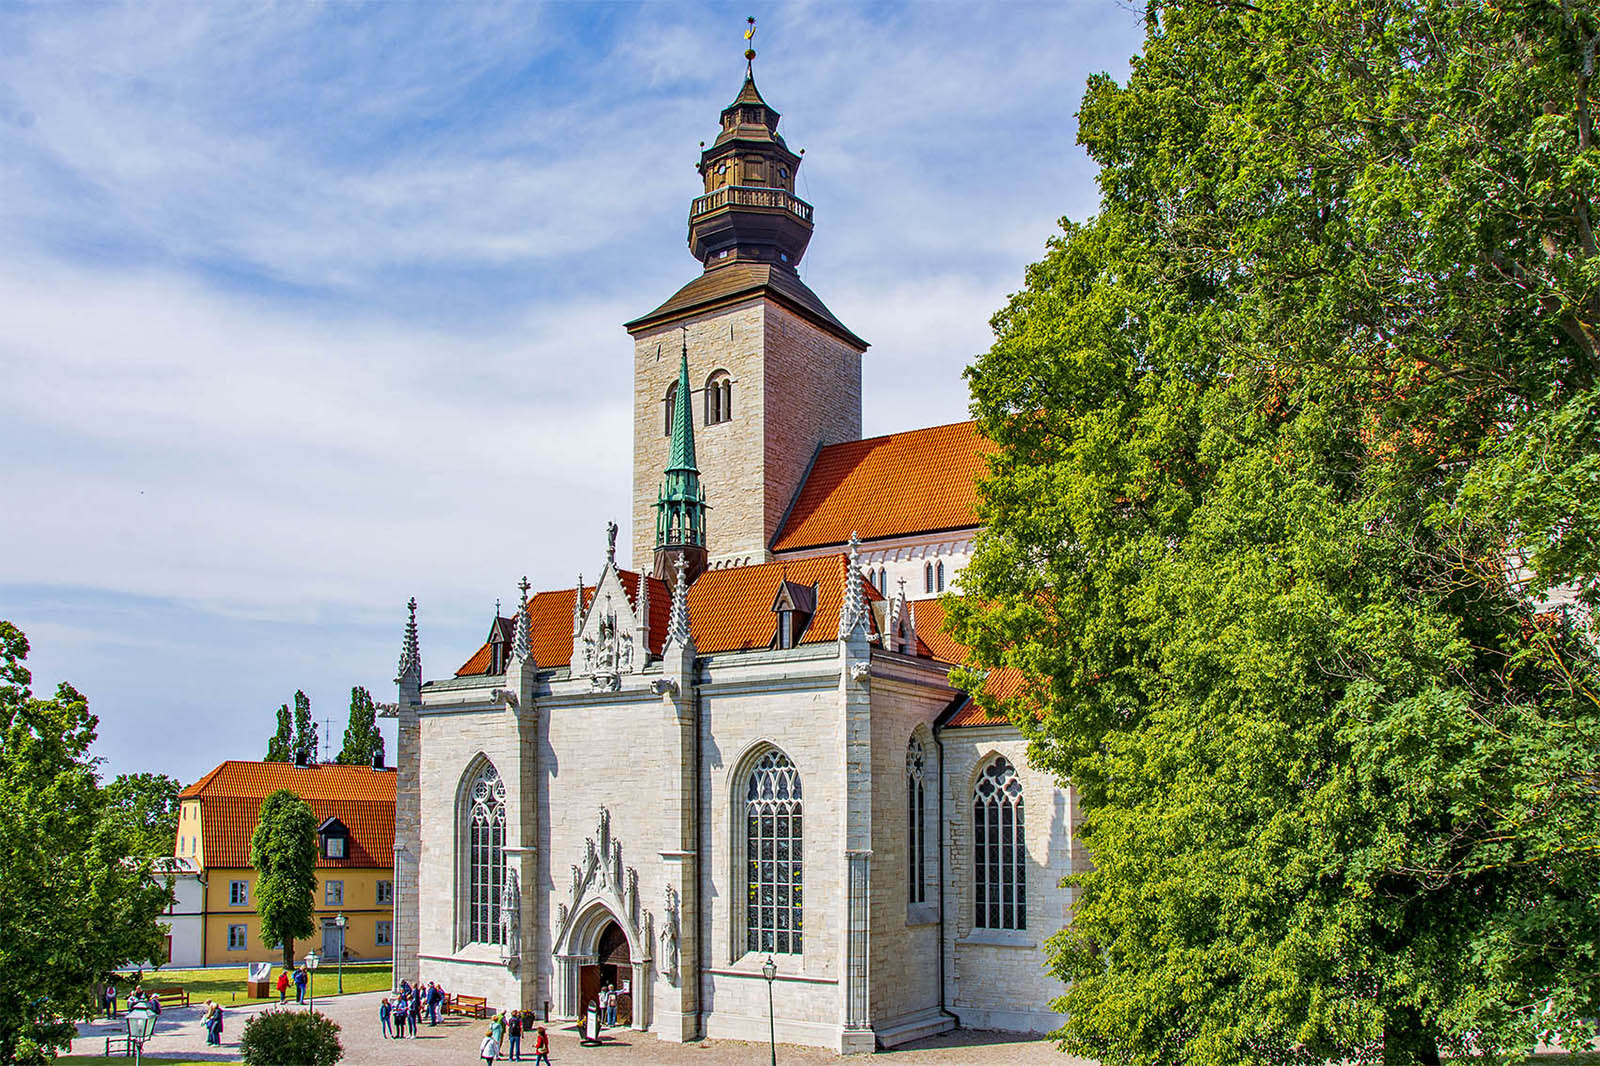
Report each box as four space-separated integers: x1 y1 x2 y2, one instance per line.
318 817 350 861
771 580 817 650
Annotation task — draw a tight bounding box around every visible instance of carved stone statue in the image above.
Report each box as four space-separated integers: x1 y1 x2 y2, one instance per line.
607 520 618 563
500 867 521 958
660 885 681 987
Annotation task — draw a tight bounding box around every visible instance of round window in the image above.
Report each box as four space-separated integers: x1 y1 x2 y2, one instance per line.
717 164 727 175
780 168 789 179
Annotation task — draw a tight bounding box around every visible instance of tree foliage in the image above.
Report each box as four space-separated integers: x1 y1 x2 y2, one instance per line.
265 702 292 763
953 2 1600 1064
249 788 317 970
291 690 317 766
238 1007 342 1066
335 686 383 767
0 622 170 1064
102 771 182 859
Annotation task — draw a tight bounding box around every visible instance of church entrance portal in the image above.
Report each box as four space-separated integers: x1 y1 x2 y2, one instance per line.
579 921 634 1027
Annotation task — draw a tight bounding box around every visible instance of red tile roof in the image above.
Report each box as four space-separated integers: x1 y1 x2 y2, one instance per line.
688 553 880 654
771 421 992 552
457 570 670 676
911 597 1028 728
457 556 878 670
181 761 396 870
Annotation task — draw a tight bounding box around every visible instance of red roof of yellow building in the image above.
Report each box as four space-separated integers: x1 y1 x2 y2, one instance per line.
771 420 992 552
181 760 396 869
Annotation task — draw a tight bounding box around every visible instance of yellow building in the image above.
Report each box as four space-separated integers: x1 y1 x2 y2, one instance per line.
177 760 396 966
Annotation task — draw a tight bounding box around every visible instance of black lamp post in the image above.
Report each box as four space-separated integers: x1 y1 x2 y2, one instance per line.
761 955 778 1066
125 1004 157 1066
304 951 320 1013
334 913 347 994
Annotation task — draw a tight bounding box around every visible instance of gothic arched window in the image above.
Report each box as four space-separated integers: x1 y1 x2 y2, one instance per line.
664 381 679 437
973 756 1024 930
936 561 946 592
465 761 506 945
924 562 934 594
907 738 927 904
705 370 733 425
746 749 803 954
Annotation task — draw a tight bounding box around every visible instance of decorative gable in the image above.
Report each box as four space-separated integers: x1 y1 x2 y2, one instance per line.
573 561 647 689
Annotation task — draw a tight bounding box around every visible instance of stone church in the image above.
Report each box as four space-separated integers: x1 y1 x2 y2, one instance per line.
388 63 1081 1053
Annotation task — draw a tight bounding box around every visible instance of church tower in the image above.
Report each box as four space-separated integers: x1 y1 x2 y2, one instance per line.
626 58 867 570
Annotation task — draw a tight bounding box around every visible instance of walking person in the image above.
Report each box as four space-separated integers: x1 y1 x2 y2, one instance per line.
507 1010 522 1061
606 985 618 1028
489 1009 506 1051
293 965 307 1005
202 1001 221 1045
531 1025 550 1066
409 991 421 1037
103 979 118 1019
379 996 392 1039
427 981 441 1025
480 1030 501 1065
275 968 288 1004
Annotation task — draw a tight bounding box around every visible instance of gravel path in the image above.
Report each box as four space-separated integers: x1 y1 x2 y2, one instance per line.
71 990 1093 1064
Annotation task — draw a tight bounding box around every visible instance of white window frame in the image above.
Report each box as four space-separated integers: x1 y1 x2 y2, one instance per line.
324 835 345 859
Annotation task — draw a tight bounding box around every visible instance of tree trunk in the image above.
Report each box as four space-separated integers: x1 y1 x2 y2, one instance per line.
282 938 294 973
1383 1007 1441 1065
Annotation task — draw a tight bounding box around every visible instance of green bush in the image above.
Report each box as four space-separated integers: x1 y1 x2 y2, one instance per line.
238 1008 342 1066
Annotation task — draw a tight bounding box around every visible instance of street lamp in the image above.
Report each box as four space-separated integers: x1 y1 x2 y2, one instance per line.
125 1004 157 1066
304 950 320 1014
761 955 778 1066
334 913 347 994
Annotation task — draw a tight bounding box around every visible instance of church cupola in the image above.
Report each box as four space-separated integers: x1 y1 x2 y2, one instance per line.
654 343 709 583
688 40 812 272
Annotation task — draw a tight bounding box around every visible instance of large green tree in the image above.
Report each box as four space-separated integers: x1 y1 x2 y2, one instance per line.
102 771 182 858
953 2 1600 1064
265 702 292 763
0 623 170 1063
249 788 317 970
335 686 383 767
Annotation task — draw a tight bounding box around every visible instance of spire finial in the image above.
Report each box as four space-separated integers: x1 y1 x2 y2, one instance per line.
397 597 421 681
838 533 867 639
513 578 531 662
573 574 585 637
744 16 757 73
667 553 693 650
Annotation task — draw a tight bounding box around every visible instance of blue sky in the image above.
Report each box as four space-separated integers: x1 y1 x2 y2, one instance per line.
0 1 1145 785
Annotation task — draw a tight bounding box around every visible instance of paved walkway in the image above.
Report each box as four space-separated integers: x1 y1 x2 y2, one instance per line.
71 991 1092 1064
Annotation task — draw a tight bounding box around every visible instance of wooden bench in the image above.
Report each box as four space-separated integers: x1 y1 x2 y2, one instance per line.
446 994 489 1018
104 1035 133 1057
130 986 189 1009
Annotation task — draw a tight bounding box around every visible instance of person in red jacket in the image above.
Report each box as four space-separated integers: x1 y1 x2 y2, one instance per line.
275 969 289 1004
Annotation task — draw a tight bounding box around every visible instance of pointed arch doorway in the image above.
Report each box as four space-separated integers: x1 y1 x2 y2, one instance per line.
580 920 634 1028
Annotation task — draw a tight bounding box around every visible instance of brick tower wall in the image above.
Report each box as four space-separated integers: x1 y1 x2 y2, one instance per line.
630 297 861 569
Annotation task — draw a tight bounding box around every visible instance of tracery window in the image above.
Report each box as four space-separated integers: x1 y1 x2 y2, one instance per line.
466 762 506 945
973 756 1025 930
907 738 927 904
936 561 946 592
746 749 803 954
664 382 678 436
705 370 733 425
876 567 888 594
924 563 934 593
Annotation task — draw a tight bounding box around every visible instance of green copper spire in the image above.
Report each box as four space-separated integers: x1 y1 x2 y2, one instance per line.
654 336 709 582
668 345 698 471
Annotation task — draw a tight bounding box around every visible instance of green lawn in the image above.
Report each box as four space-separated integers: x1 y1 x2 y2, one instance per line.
57 1059 203 1065
115 963 391 1005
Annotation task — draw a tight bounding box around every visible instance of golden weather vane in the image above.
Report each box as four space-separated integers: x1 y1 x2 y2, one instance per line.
744 16 757 72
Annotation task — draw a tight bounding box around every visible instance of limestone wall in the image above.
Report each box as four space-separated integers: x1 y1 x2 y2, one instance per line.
695 645 851 1048
865 661 958 1045
940 725 1077 1034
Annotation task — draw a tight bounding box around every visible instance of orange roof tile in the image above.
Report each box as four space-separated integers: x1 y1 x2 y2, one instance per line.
456 570 670 676
181 761 396 870
688 553 880 654
771 421 992 552
911 597 1029 728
